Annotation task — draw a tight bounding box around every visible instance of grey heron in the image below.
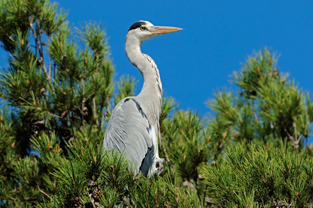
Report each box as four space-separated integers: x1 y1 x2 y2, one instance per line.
103 21 182 178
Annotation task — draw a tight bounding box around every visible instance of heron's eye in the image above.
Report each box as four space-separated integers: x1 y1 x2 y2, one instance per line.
140 27 147 31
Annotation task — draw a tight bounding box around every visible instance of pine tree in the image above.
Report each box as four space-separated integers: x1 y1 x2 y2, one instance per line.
206 49 313 160
0 0 312 207
203 49 313 207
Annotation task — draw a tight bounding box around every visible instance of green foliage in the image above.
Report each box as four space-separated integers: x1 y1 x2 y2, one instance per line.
5 130 201 207
165 110 210 178
0 0 114 155
130 175 201 207
202 141 313 207
207 48 313 160
0 108 16 202
113 75 138 105
159 104 212 206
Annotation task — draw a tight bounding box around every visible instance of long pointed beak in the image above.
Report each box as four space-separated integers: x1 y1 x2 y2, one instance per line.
149 26 182 34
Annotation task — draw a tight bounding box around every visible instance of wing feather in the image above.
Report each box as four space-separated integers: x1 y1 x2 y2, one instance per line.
103 97 153 175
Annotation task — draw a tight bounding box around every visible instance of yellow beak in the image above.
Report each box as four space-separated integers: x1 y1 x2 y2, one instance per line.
149 26 183 34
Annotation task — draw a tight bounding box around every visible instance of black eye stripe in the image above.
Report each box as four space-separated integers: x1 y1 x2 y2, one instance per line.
128 21 147 31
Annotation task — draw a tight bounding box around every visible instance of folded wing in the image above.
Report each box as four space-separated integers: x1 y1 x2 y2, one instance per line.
103 97 153 175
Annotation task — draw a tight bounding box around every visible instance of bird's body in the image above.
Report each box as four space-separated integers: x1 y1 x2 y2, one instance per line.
103 21 181 178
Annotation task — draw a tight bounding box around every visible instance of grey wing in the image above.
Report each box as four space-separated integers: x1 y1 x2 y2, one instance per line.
103 97 153 175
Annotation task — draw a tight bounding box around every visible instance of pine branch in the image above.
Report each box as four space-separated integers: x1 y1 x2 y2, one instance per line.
37 184 51 200
87 187 96 208
29 20 47 76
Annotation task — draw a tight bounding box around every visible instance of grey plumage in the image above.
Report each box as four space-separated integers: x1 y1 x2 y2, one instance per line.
103 21 182 178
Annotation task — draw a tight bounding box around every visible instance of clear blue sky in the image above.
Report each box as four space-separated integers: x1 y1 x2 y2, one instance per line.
0 1 313 142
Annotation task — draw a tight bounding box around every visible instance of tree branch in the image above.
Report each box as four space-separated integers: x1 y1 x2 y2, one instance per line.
105 97 111 115
160 134 171 165
29 20 48 76
37 184 51 199
87 188 96 208
93 98 99 127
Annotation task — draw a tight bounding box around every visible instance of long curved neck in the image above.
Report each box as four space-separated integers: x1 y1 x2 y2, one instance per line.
125 34 162 103
125 34 162 126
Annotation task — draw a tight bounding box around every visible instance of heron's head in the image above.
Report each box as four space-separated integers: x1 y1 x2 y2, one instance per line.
127 20 182 44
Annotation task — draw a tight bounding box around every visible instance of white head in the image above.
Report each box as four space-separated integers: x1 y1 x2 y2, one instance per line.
126 20 182 44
